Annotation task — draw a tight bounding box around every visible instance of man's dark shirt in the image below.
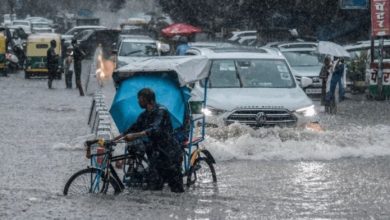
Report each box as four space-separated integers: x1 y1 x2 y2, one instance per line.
124 104 181 158
72 45 84 64
46 47 58 71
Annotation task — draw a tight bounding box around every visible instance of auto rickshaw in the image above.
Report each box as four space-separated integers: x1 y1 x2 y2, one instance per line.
0 30 6 76
24 33 62 79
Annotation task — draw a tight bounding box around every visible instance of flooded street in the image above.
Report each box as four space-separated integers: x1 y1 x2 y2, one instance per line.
1 68 390 219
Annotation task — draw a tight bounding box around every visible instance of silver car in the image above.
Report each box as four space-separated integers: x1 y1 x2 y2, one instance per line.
268 42 323 95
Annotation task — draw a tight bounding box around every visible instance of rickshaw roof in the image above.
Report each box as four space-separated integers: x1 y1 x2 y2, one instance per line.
116 56 211 86
27 33 61 42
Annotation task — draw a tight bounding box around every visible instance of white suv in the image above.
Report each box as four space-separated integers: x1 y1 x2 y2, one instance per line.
186 47 317 127
10 20 32 34
116 35 162 69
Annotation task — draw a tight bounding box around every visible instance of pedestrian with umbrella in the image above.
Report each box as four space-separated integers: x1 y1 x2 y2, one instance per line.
160 23 202 55
319 55 333 106
317 41 350 114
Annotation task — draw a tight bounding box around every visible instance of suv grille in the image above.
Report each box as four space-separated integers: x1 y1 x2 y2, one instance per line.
226 108 297 127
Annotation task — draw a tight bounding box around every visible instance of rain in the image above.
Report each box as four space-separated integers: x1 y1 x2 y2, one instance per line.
1 0 390 219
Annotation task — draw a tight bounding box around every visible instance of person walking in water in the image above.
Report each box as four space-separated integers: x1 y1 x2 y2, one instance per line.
325 57 345 114
46 40 59 89
64 46 73 89
71 39 86 96
319 55 333 106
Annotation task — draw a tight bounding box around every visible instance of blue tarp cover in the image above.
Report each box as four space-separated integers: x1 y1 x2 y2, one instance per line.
110 74 190 133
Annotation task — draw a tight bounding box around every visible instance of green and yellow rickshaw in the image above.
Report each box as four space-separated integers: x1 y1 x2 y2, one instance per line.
0 31 6 76
25 33 62 79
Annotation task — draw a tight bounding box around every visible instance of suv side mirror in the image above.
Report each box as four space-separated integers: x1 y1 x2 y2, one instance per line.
300 77 313 88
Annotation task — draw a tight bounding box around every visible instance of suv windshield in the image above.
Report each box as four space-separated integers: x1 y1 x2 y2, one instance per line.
282 51 321 66
119 41 158 56
203 59 296 88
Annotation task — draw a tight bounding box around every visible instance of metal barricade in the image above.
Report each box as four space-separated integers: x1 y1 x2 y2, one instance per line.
88 91 113 139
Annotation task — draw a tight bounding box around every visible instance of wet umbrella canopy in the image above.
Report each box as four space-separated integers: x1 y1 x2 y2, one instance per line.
161 23 202 38
110 74 190 133
318 41 351 58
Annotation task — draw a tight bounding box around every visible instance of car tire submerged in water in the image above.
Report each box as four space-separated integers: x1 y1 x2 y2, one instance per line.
63 167 122 195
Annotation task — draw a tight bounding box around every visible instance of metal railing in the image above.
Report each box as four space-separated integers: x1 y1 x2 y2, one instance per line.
88 90 112 140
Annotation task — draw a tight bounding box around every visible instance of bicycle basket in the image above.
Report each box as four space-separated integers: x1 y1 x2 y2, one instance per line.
86 142 106 166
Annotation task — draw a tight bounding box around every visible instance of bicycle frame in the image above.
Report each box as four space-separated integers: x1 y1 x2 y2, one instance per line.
183 78 210 173
89 144 131 192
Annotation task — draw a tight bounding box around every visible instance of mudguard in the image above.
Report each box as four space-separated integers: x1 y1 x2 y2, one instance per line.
201 149 216 164
190 149 216 165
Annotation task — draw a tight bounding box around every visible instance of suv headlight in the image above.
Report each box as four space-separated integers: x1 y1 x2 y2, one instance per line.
296 105 316 117
201 106 227 116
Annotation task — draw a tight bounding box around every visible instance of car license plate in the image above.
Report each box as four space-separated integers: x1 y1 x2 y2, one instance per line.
305 88 321 94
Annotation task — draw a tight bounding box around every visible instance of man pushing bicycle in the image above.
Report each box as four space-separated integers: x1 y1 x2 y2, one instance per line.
113 88 185 193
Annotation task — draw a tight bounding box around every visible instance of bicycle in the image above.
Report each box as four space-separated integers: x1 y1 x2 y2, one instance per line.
63 133 217 195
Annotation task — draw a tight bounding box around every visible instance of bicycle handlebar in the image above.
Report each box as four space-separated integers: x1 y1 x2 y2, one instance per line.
84 139 99 147
84 138 127 148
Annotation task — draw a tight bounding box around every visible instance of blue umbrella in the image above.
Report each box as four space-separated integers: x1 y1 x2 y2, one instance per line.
110 74 190 133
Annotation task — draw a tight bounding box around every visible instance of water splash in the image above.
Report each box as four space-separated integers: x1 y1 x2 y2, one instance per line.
204 123 390 161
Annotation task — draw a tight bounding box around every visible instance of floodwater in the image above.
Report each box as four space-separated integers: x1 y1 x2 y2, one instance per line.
1 68 390 219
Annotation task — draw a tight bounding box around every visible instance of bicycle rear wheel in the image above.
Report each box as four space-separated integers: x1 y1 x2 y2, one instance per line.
63 168 121 195
187 157 217 187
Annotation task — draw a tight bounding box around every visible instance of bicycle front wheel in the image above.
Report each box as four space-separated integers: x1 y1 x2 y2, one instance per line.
63 168 121 195
187 157 217 187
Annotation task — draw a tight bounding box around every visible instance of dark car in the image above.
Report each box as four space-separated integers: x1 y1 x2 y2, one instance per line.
77 29 121 58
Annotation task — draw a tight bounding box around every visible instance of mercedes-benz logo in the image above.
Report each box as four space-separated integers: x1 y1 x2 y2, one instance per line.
255 112 267 125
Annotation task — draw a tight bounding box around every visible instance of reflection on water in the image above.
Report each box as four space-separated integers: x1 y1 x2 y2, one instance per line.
292 162 332 213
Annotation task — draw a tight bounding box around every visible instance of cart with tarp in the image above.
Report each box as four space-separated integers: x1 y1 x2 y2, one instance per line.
63 56 217 195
